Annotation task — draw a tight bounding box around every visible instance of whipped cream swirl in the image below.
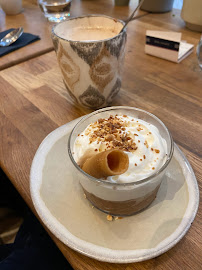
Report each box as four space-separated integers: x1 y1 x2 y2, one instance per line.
73 115 167 183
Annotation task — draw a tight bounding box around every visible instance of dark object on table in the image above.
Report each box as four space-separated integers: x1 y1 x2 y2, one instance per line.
0 169 73 270
0 169 27 216
0 212 73 270
0 28 40 57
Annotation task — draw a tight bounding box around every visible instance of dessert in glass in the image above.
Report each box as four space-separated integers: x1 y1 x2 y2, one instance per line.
68 106 173 216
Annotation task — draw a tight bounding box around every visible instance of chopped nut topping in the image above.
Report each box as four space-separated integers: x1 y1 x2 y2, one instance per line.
135 163 137 166
98 118 104 123
114 216 123 220
105 134 114 141
152 167 155 170
143 155 146 159
155 149 160 153
107 215 113 221
140 159 142 161
144 140 149 148
87 115 138 152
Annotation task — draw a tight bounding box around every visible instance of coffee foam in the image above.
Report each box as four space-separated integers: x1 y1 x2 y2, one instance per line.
54 16 123 42
57 27 118 41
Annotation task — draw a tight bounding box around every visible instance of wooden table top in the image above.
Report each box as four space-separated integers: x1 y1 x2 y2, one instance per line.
0 0 147 71
0 3 202 270
0 0 53 70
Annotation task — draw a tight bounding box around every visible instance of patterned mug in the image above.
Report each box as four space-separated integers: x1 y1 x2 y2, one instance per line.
51 15 127 109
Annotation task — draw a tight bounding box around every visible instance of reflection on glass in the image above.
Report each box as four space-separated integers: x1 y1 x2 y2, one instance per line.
38 0 72 23
197 36 202 70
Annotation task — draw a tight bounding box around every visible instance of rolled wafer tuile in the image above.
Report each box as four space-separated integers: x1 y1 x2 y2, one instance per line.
81 149 129 179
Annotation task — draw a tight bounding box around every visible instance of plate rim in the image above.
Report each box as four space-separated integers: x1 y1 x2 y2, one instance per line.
30 120 199 263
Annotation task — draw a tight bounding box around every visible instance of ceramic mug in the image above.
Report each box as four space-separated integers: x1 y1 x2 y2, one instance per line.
51 15 127 109
181 0 202 32
0 0 22 15
140 0 174 13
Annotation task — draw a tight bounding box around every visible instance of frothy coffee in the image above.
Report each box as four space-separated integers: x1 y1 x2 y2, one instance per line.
56 27 119 41
52 16 125 109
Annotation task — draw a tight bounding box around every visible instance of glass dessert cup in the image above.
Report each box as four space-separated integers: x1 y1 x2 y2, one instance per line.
68 106 174 216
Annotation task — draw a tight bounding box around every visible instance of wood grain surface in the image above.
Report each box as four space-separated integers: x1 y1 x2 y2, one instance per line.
0 0 147 71
0 0 53 70
0 5 202 270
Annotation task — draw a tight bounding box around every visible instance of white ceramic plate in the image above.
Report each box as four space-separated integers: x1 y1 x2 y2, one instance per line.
30 119 199 263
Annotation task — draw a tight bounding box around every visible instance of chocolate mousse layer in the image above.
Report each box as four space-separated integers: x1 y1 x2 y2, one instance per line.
82 185 160 216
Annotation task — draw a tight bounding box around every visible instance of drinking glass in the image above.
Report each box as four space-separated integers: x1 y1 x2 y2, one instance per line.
197 35 202 70
0 0 22 15
68 106 174 216
38 0 72 22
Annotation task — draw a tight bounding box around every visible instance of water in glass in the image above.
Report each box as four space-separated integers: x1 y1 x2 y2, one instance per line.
38 0 72 22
